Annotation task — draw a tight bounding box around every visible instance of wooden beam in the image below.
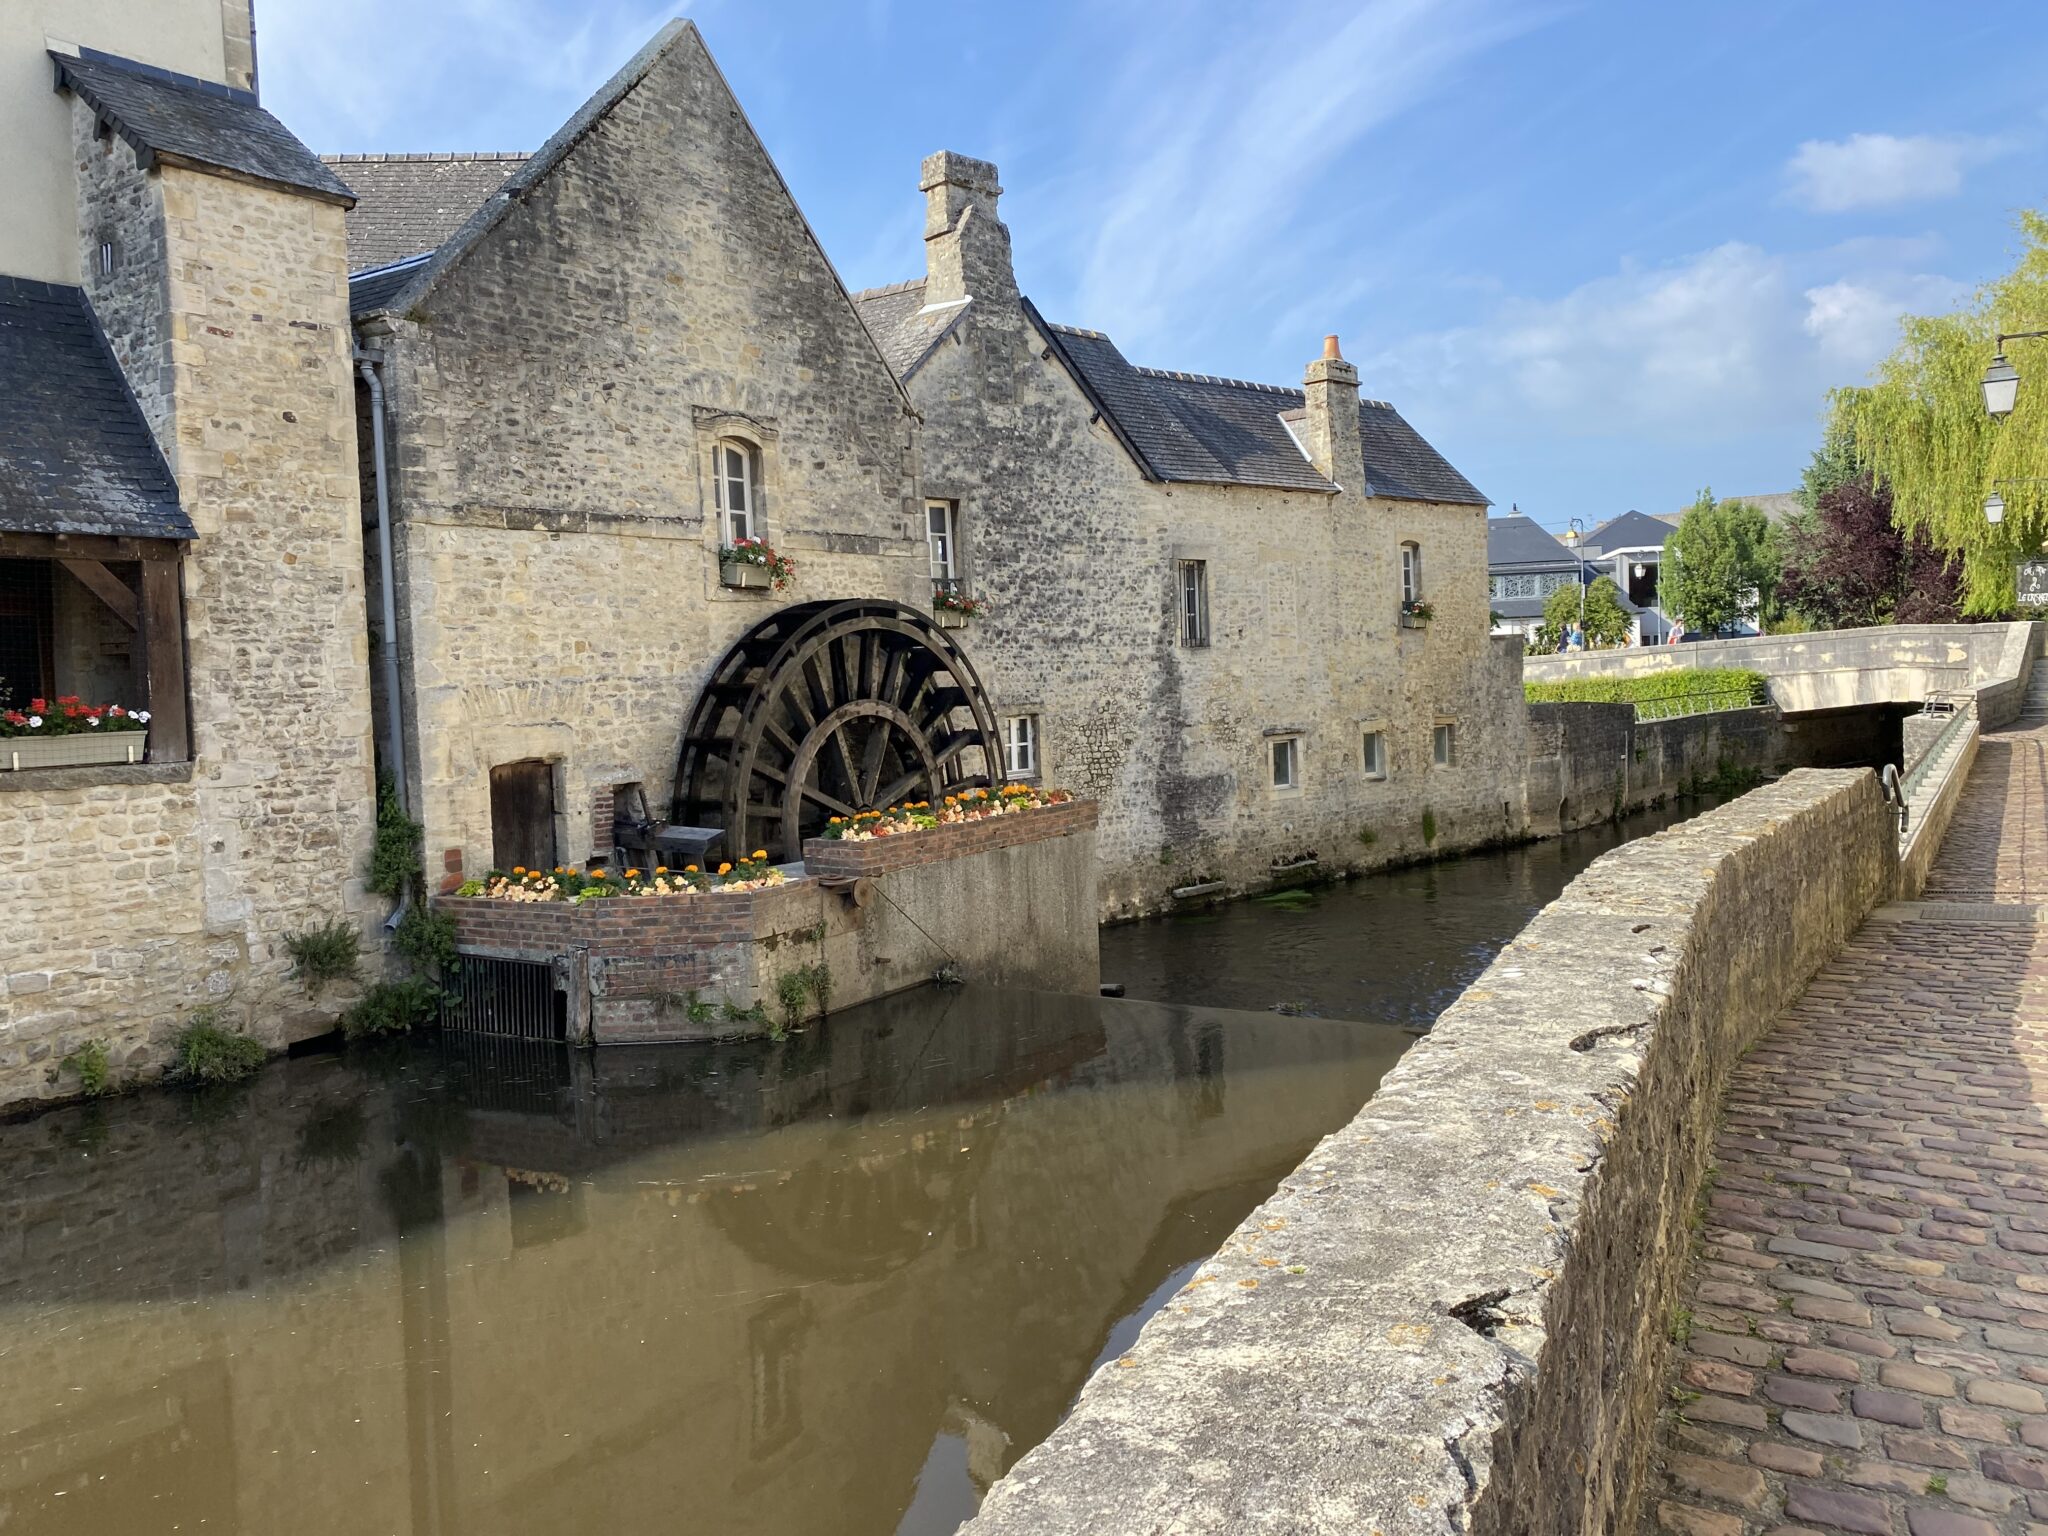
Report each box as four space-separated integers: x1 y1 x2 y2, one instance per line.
0 531 183 563
138 558 190 762
57 558 139 630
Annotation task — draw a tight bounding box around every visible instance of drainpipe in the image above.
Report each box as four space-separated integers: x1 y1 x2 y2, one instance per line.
355 347 411 932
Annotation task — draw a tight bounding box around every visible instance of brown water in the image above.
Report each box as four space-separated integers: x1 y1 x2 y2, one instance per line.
1101 801 1704 1026
0 986 1408 1536
0 806 1702 1534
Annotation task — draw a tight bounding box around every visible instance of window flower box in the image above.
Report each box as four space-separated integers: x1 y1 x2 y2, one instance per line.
1399 599 1435 630
719 538 796 591
933 581 988 629
1 697 150 771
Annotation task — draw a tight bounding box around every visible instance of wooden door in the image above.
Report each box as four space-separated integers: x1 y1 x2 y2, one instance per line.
490 760 557 873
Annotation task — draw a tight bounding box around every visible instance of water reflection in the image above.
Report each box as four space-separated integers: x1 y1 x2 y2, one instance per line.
1102 801 1707 1026
0 986 1409 1535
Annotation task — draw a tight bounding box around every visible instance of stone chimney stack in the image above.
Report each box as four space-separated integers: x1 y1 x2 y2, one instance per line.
1301 334 1364 491
921 151 1017 306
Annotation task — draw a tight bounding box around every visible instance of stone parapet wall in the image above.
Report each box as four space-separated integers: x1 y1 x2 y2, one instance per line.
1525 622 2040 718
441 798 1100 1042
958 769 1899 1536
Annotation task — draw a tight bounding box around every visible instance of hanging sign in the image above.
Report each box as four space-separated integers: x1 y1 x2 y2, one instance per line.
2018 559 2048 608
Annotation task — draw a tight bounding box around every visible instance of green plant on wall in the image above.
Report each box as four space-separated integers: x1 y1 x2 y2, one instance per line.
774 961 834 1034
365 774 423 899
1421 807 1438 846
284 918 361 995
172 1008 267 1084
63 1040 112 1098
341 980 444 1040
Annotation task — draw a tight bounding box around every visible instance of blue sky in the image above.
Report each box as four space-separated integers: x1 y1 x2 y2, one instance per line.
259 0 2048 530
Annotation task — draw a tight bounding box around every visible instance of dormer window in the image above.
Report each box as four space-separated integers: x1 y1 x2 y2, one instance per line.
715 441 756 543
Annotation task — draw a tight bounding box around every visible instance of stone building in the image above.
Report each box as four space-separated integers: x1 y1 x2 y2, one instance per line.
0 0 381 1110
341 22 1525 919
0 9 1524 1107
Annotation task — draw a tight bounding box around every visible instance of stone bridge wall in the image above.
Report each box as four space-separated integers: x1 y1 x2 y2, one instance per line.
1526 701 1787 834
959 769 1899 1536
1524 622 2038 716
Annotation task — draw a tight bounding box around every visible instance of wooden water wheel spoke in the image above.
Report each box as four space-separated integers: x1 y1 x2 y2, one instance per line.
675 601 1002 864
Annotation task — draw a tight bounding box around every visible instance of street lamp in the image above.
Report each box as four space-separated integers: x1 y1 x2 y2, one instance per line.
1567 516 1588 633
1984 491 2006 525
1983 329 2047 417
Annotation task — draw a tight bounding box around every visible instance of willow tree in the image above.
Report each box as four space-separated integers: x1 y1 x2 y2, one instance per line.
1839 210 2048 614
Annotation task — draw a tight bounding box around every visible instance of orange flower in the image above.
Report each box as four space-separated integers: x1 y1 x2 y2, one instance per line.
751 849 767 861
684 865 699 874
512 866 526 875
717 862 733 875
655 866 668 874
625 868 641 879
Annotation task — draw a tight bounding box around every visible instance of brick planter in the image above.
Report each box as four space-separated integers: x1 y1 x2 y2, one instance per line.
802 799 1099 878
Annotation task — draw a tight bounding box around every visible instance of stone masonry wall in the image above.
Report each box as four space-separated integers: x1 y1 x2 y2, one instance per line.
365 26 926 877
0 143 379 1113
1527 701 1790 834
441 800 1100 1041
907 301 1530 918
958 769 1898 1536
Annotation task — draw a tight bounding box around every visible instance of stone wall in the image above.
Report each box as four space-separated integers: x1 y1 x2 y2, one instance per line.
906 297 1530 918
362 26 926 879
1525 701 1788 834
1525 622 2039 717
0 134 379 1113
440 800 1100 1041
958 769 1899 1536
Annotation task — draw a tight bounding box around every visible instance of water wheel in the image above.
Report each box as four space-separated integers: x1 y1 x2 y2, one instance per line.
673 599 1001 864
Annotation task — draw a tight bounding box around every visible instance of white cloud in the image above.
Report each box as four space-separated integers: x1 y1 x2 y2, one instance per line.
257 0 682 151
1047 0 1543 352
1366 239 1968 441
1783 133 2001 213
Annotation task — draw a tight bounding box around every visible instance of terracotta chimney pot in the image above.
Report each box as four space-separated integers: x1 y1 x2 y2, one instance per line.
1323 334 1343 360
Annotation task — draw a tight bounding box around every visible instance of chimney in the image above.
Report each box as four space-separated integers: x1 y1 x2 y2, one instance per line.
1301 334 1363 490
921 151 1016 306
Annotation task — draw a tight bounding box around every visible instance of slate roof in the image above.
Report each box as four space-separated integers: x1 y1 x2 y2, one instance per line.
52 49 351 206
850 279 971 379
1579 509 1677 557
1488 515 1580 570
323 153 528 271
0 276 191 541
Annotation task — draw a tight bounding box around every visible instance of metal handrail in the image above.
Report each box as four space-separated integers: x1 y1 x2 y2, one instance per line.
1899 698 1975 806
1630 686 1767 723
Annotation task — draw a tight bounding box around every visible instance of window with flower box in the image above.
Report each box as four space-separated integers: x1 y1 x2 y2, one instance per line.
715 440 758 544
0 543 186 768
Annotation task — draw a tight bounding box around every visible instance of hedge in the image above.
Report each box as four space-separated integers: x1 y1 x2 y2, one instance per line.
1523 667 1768 713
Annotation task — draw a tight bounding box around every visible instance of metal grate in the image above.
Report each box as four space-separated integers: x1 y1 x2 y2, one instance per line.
441 954 565 1041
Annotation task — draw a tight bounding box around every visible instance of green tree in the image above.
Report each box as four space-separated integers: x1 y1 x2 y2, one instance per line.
1838 209 2048 614
1535 574 1631 650
1664 489 1777 636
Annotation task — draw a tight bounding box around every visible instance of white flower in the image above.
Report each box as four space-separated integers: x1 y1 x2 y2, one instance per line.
134 710 151 723
86 716 100 727
26 715 41 728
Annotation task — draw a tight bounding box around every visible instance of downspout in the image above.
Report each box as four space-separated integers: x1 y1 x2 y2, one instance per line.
355 346 411 930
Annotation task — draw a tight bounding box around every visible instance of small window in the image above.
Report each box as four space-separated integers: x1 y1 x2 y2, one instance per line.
96 239 115 277
1433 723 1457 767
1270 736 1300 789
1178 560 1209 647
927 500 959 581
1362 731 1386 780
714 440 756 544
1003 714 1038 779
1401 542 1423 604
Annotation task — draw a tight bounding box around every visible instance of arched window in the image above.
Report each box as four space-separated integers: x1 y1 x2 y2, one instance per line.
715 440 757 544
1400 542 1422 604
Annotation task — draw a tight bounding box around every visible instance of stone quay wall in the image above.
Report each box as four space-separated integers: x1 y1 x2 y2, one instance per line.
959 769 1899 1536
1525 701 1787 834
441 800 1099 1041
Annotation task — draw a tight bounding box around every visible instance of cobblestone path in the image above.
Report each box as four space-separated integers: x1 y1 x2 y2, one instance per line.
1643 670 2048 1536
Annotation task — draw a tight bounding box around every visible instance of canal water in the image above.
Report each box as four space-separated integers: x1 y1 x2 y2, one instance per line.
0 805 1697 1535
1102 801 1701 1026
